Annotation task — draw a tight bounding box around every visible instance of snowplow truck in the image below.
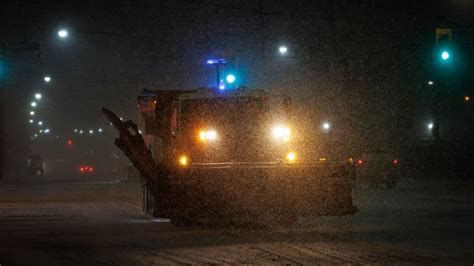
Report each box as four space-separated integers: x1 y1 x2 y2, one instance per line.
104 88 356 226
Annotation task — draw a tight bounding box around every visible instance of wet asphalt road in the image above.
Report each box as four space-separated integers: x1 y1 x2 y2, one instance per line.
0 177 472 265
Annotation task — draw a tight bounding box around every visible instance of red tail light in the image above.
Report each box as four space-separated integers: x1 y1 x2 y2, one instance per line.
80 167 84 172
356 159 364 165
89 167 94 172
392 159 399 165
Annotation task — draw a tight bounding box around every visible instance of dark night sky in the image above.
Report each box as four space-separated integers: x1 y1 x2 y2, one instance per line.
1 0 473 173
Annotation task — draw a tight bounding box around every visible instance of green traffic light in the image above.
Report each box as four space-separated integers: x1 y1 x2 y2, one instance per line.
441 51 450 61
226 74 236 84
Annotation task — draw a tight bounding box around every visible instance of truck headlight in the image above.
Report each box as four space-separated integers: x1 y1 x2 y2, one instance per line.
198 129 217 142
286 152 297 163
272 126 291 142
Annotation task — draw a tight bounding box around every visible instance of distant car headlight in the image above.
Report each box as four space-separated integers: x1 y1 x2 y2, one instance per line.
198 129 217 142
272 125 291 142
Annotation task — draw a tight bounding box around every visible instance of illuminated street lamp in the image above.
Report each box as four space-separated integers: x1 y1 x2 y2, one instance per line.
44 76 51 83
79 130 84 134
98 128 103 133
428 81 434 86
44 128 50 134
278 45 288 55
322 122 331 132
29 119 34 124
29 111 35 116
58 29 68 38
89 129 94 134
465 96 470 102
74 129 78 133
34 93 42 100
428 123 434 130
30 101 37 107
38 121 43 126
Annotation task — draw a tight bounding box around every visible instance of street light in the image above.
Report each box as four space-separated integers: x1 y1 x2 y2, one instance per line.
428 123 434 130
98 128 103 133
30 102 37 107
58 29 68 38
29 111 35 116
29 119 34 124
278 46 288 55
322 122 331 132
465 96 470 102
79 130 84 134
428 81 434 86
44 76 51 83
34 93 42 100
89 129 94 134
44 128 50 134
38 121 43 126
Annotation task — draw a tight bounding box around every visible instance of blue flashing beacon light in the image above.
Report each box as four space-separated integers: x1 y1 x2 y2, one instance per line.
207 59 227 65
218 80 226 90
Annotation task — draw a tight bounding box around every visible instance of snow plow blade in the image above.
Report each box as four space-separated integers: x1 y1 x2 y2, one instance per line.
161 163 357 225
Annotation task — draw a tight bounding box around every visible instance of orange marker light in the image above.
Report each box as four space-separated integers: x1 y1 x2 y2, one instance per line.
178 155 189 167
